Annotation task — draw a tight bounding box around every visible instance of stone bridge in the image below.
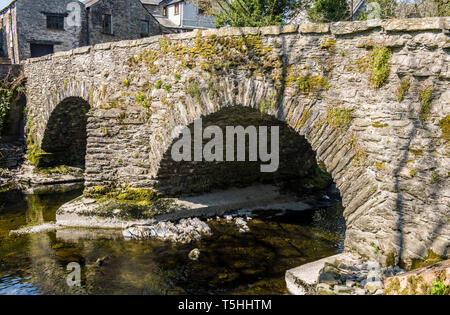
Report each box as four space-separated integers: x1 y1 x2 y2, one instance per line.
23 17 450 266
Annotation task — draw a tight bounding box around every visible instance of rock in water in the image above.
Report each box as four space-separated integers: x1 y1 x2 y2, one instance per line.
188 248 200 261
122 218 211 243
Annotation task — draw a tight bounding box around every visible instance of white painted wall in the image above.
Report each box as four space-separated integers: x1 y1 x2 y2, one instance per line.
166 3 181 26
181 2 215 28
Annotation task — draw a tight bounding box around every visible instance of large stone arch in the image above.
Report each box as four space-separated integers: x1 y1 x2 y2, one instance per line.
22 18 450 266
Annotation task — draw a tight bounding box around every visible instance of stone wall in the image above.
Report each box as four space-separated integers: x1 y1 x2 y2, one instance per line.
23 17 450 266
15 0 87 61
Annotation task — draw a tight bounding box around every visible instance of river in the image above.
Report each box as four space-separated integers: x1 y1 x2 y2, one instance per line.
0 190 345 295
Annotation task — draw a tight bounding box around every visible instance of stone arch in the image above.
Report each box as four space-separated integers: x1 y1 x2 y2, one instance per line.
34 81 94 147
154 106 327 196
39 96 90 168
144 79 380 259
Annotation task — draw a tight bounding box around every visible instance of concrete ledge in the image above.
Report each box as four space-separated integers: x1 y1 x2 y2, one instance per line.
285 254 344 295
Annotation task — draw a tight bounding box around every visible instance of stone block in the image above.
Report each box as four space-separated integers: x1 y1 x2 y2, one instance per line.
299 23 330 34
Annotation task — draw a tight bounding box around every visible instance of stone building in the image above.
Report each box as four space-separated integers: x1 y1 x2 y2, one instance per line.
0 0 165 63
141 0 216 32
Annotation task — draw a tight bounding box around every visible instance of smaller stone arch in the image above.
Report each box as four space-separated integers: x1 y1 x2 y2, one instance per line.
39 96 90 168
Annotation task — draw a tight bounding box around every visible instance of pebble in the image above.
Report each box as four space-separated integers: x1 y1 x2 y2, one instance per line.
188 248 200 261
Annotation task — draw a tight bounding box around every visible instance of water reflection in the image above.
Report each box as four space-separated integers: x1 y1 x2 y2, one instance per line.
0 191 345 295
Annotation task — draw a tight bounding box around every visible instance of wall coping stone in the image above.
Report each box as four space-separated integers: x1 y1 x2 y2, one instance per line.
331 20 382 35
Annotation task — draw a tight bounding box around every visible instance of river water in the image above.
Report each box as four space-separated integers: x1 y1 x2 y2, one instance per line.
0 190 345 295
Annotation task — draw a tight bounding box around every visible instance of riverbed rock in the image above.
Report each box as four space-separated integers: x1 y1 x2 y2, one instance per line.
188 248 200 261
365 280 384 294
122 218 212 243
318 263 343 285
316 283 334 295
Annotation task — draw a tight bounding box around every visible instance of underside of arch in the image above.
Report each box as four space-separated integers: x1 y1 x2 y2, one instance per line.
39 97 90 168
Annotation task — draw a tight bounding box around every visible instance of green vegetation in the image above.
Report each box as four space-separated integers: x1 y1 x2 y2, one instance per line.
418 86 434 123
372 121 388 128
286 74 329 96
320 38 336 51
410 169 417 177
430 172 439 184
295 107 310 129
408 249 444 270
431 281 449 295
374 161 386 171
396 76 411 102
213 0 300 27
326 107 352 129
155 80 163 89
186 79 203 105
84 186 159 207
369 46 391 88
439 115 450 140
0 73 25 134
123 78 130 87
308 0 349 23
135 93 152 111
33 165 70 175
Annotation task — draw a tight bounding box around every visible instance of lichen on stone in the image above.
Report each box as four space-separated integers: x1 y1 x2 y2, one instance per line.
438 115 450 141
326 107 352 129
418 84 434 123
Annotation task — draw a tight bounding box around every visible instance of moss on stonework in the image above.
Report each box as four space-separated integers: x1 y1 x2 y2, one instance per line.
372 121 388 128
33 165 71 175
418 85 434 123
320 38 336 51
296 107 310 129
352 148 367 167
84 187 159 207
409 148 423 156
407 250 445 271
355 57 369 74
385 252 396 267
26 134 51 167
396 76 411 102
369 46 391 88
438 115 450 141
326 107 352 129
374 161 386 171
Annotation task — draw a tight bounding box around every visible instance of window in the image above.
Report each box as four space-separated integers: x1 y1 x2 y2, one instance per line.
102 14 113 35
46 15 64 30
140 20 149 37
30 43 54 58
162 6 167 16
174 3 180 15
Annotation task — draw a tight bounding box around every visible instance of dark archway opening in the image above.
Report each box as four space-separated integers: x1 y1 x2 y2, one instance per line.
40 97 90 168
156 106 335 199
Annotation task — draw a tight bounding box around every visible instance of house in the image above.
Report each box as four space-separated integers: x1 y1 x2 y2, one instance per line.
141 0 216 32
0 0 165 63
